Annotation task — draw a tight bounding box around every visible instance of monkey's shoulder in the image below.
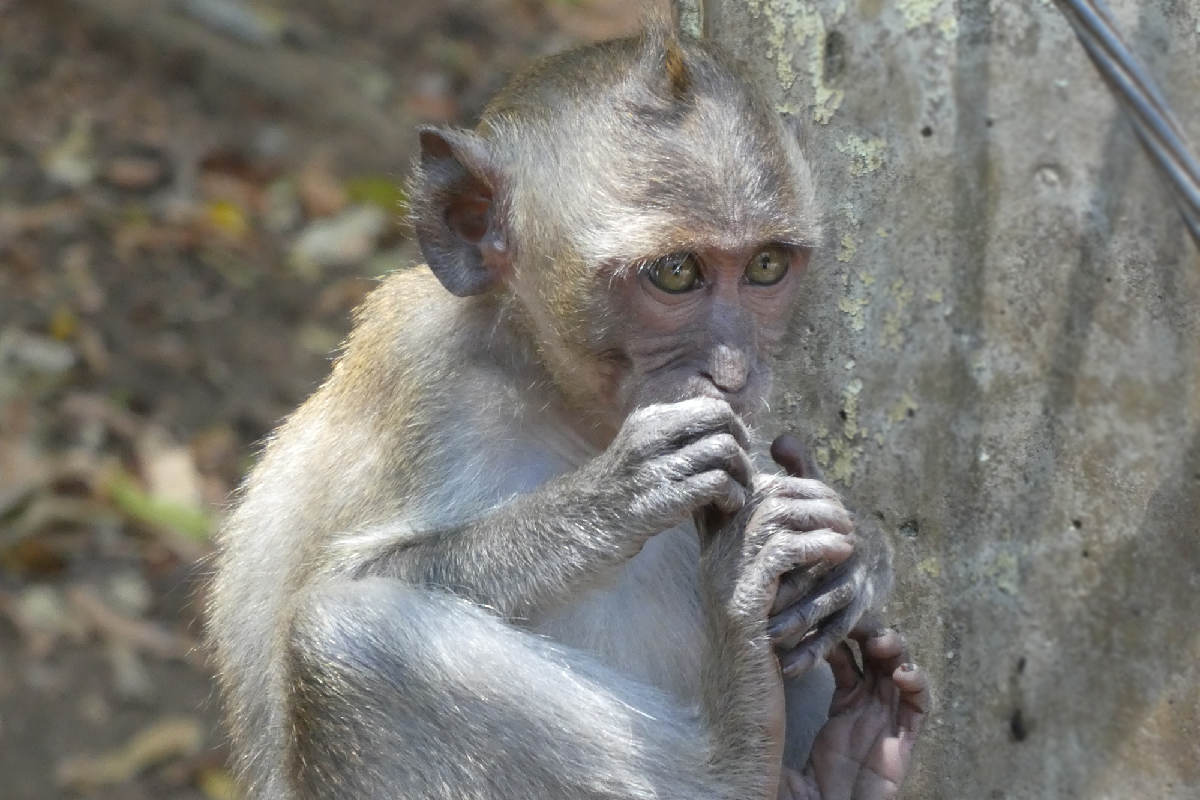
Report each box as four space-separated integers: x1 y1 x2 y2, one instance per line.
309 267 519 426
242 265 573 527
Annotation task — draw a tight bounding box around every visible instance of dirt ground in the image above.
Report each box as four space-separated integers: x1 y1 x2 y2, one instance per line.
0 1 641 797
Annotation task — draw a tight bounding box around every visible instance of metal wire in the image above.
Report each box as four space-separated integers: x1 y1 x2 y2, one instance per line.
1053 0 1200 246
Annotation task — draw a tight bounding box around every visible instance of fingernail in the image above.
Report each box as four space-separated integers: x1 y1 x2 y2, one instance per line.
900 662 915 672
782 650 815 677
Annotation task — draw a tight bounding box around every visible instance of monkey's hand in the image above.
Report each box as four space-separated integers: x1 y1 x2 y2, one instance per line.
695 481 854 634
368 397 755 617
694 493 857 799
765 435 893 679
585 397 756 543
778 629 930 800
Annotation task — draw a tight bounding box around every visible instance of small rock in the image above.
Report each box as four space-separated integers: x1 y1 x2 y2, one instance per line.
104 153 169 191
191 425 239 479
76 324 111 377
177 0 284 47
106 572 154 619
290 204 387 279
15 585 86 640
23 661 67 693
41 113 96 189
0 328 76 375
297 323 342 356
254 124 290 159
409 72 458 122
107 642 155 703
282 14 326 49
198 767 240 800
78 692 112 726
360 70 393 106
263 179 301 233
61 244 106 313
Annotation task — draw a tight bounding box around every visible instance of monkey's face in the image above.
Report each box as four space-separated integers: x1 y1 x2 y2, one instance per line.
410 31 822 440
595 240 809 421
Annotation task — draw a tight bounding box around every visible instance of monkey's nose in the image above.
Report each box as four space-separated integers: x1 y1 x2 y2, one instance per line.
705 345 750 393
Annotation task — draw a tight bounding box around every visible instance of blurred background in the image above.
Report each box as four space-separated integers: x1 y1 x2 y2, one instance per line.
0 1 643 797
5 1 1200 799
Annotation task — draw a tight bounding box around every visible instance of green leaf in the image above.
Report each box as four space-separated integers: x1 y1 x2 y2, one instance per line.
107 471 212 542
345 176 408 216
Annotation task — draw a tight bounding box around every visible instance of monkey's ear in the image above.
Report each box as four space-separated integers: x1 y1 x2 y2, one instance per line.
409 126 508 297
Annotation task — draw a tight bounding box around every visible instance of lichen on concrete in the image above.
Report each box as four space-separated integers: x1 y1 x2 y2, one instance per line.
836 232 858 262
896 0 943 30
881 278 915 351
746 0 843 122
886 391 921 425
835 134 887 176
713 1 1200 794
837 294 870 331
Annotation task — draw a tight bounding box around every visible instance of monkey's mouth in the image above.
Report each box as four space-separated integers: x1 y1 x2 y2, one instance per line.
687 373 763 405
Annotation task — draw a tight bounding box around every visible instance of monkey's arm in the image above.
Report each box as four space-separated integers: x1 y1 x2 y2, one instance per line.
287 517 834 800
361 397 754 618
287 579 724 799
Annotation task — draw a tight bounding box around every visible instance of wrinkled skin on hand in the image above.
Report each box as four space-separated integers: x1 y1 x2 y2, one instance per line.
764 436 888 678
780 628 930 800
696 432 927 800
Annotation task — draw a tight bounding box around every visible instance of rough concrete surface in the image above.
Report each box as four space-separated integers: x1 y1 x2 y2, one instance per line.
705 0 1200 797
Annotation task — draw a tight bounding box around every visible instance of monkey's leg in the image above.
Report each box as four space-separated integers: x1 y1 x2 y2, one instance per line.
780 629 930 800
285 577 723 800
781 663 836 770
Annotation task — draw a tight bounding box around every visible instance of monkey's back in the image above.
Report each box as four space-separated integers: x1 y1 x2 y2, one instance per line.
208 266 561 796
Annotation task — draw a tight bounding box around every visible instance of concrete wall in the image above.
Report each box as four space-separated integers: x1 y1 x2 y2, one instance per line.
705 1 1200 797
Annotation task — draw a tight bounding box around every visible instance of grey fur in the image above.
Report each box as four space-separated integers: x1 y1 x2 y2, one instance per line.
209 27 890 800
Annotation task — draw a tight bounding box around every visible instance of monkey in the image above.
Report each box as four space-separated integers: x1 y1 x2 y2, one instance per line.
208 24 928 800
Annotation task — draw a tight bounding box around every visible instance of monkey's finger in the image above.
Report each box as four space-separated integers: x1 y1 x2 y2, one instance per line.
779 605 857 681
758 530 853 580
686 470 748 515
654 397 752 452
723 440 756 488
850 612 887 640
769 562 833 615
893 663 931 735
858 628 908 680
825 640 864 692
755 497 853 535
768 564 859 647
760 476 841 502
768 552 851 615
657 433 754 488
770 434 823 480
623 398 727 458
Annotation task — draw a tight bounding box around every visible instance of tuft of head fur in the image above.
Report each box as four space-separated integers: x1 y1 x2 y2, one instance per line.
664 37 691 98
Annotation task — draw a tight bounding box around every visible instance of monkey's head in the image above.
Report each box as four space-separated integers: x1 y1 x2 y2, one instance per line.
410 27 820 436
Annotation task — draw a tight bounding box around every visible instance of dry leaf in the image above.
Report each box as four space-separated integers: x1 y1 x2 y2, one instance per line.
297 151 348 218
66 584 198 663
139 428 205 511
56 716 205 791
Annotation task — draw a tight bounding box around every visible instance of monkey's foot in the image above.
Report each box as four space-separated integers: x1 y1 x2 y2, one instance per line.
790 629 929 800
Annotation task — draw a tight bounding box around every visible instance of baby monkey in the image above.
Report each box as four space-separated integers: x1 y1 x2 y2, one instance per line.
209 24 928 800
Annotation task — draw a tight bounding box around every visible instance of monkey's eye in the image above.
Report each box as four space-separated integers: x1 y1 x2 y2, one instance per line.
644 253 702 294
745 246 790 286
